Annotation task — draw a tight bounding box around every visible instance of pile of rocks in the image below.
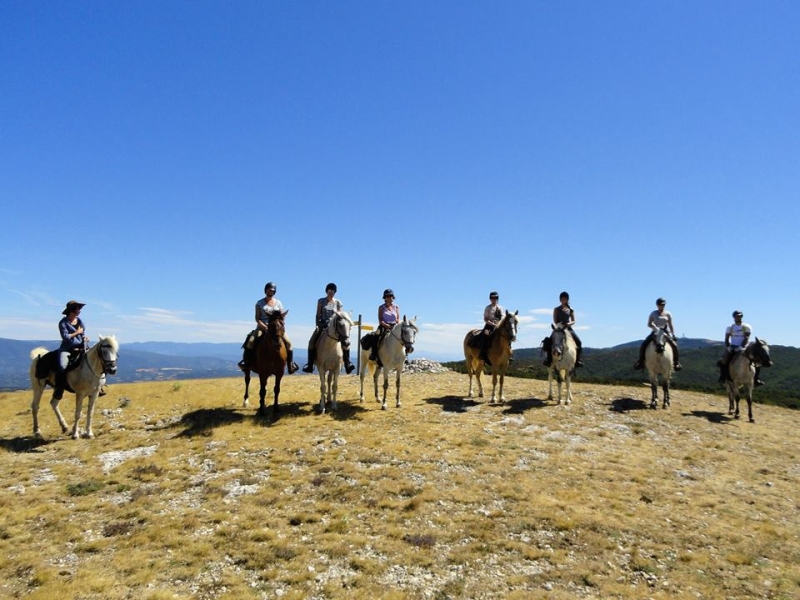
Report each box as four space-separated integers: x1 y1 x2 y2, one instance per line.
403 358 451 374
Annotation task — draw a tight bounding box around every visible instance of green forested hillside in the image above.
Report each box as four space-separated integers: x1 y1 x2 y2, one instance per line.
446 342 800 409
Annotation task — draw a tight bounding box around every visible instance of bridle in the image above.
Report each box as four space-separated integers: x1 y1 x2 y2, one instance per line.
389 320 417 352
325 313 351 347
86 340 118 378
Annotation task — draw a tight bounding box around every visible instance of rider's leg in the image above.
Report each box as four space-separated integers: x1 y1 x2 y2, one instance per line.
343 343 355 374
284 335 299 374
53 351 69 400
238 330 256 370
670 338 682 371
754 366 765 386
718 349 731 383
303 328 320 373
571 329 584 367
633 335 652 369
542 337 552 366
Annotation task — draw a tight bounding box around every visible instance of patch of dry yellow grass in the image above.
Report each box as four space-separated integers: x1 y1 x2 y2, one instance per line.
1 372 799 599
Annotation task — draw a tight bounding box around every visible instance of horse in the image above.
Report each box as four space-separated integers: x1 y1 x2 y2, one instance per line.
727 338 772 423
315 310 353 414
644 325 673 410
546 323 577 405
242 313 288 417
29 335 119 440
463 310 518 404
359 315 418 410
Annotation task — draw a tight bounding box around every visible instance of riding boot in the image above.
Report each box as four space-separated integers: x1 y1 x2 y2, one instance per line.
302 348 316 373
479 339 491 366
718 363 727 384
575 346 584 368
754 367 765 387
543 350 552 367
287 349 299 374
633 339 647 370
343 347 355 374
53 371 66 401
238 348 251 371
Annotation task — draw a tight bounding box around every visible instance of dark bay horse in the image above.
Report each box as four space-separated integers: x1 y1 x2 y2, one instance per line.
243 313 288 417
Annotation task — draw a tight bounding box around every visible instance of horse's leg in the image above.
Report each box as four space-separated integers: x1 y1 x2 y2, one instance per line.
373 367 382 406
746 386 754 423
557 371 564 405
257 373 268 416
565 372 572 405
331 370 338 412
381 369 389 410
498 372 505 404
273 375 281 413
650 376 658 410
490 370 498 404
84 391 99 439
243 371 251 408
466 364 474 398
31 381 45 439
394 370 401 408
70 393 85 440
318 369 327 414
547 368 554 402
662 380 670 409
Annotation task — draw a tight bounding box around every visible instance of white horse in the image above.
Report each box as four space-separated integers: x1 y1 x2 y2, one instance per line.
727 338 772 423
29 335 119 440
644 326 673 409
463 310 518 403
315 310 353 414
547 323 577 405
359 315 418 410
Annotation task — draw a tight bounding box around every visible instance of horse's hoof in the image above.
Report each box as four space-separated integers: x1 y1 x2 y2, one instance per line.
381 405 387 411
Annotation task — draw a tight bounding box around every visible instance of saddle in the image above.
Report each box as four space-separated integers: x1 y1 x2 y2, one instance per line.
35 349 83 392
466 330 483 348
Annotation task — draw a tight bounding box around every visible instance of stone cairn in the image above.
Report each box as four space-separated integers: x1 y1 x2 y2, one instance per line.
403 358 451 374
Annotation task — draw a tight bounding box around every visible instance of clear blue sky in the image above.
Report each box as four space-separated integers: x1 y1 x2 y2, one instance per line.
1 1 798 360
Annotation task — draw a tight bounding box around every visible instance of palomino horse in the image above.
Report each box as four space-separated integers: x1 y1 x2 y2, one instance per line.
29 335 119 440
547 323 577 405
644 326 673 410
315 310 353 414
727 338 772 423
463 310 518 403
359 315 418 410
243 313 288 417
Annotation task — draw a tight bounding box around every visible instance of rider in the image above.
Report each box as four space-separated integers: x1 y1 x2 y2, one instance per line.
633 297 682 371
55 300 88 400
369 289 400 364
718 310 764 386
239 282 299 374
476 291 504 364
302 283 355 374
542 291 584 368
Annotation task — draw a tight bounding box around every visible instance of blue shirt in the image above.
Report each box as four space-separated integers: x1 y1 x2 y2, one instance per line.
59 317 85 351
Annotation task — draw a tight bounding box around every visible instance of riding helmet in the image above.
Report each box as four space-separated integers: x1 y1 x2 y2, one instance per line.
559 291 570 300
264 282 277 293
732 310 743 318
326 282 337 293
656 297 666 305
383 288 394 298
489 291 499 299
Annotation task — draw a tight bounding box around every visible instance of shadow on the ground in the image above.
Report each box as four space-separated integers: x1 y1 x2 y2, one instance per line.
609 397 649 412
0 436 52 453
425 395 481 413
683 410 732 424
502 397 548 414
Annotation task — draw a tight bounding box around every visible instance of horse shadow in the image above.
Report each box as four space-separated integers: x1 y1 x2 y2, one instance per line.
425 395 481 413
609 397 649 412
327 402 370 421
173 408 246 437
0 436 53 453
683 410 732 424
501 397 548 415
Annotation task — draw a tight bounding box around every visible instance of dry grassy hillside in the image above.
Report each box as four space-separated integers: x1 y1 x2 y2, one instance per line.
1 372 798 600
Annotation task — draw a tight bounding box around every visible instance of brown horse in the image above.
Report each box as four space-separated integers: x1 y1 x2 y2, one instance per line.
243 313 288 417
463 310 518 403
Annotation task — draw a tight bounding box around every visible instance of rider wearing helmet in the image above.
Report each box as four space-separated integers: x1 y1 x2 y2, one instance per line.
366 289 400 364
239 282 299 373
302 283 355 374
542 291 584 368
718 310 764 386
474 291 504 364
633 297 682 371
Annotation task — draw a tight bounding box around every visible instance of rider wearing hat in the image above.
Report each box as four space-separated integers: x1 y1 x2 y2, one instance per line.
718 310 764 386
239 282 299 374
475 291 504 364
543 291 584 368
633 297 682 371
54 300 88 400
302 283 355 374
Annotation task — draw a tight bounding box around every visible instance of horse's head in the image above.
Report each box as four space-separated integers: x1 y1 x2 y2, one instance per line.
268 312 286 340
551 322 566 356
95 334 119 375
399 315 418 353
331 311 353 348
501 310 519 343
652 326 670 354
748 337 773 367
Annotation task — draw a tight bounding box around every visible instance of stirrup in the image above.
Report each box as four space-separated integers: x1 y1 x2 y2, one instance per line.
288 362 299 374
673 363 682 371
633 361 643 370
302 364 314 373
345 363 356 374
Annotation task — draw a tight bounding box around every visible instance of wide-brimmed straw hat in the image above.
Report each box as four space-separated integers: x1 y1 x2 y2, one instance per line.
62 300 86 315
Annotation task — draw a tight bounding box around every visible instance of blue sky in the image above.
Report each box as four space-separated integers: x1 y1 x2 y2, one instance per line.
1 1 798 360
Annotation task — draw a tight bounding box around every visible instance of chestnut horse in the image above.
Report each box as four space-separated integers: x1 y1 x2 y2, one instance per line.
463 310 518 403
243 313 288 417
